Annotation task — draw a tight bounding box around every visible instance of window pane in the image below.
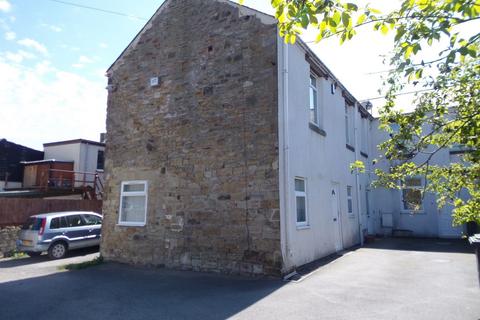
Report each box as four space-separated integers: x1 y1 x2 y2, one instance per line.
345 115 350 144
50 217 59 229
123 183 145 192
66 215 85 227
310 75 316 87
406 178 422 187
347 186 352 197
309 87 318 124
121 195 146 223
402 189 423 210
348 199 353 213
296 196 306 223
97 150 105 170
60 216 68 228
295 179 305 192
83 214 101 225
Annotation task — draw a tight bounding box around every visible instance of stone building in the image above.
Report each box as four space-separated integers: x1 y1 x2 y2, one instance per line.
101 0 465 277
102 0 283 276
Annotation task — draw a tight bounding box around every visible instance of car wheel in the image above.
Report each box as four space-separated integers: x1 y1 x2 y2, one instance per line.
26 252 42 257
48 242 67 259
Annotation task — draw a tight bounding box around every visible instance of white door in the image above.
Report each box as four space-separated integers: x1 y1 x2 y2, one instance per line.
330 183 343 252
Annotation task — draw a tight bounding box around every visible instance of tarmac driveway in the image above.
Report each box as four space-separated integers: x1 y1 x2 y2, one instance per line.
0 238 478 320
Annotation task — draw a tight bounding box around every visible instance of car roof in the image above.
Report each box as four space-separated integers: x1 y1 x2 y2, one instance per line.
31 211 102 219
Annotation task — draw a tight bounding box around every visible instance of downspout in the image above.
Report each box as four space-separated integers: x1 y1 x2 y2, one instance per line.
281 39 291 271
354 103 364 246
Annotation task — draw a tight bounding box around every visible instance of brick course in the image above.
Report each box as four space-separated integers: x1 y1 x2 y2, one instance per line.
101 0 282 276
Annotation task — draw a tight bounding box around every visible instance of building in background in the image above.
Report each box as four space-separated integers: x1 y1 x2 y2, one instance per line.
0 139 44 191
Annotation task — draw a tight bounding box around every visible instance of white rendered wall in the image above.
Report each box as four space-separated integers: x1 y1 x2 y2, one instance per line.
278 42 365 269
369 118 464 238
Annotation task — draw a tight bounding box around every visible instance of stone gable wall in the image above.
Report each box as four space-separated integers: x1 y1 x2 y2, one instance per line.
101 0 282 276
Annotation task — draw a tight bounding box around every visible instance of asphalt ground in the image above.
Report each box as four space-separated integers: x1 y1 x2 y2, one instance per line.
0 238 478 320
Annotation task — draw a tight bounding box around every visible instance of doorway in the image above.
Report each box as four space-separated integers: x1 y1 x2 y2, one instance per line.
330 183 344 252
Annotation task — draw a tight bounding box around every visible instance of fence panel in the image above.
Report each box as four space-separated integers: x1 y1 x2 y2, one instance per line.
0 198 102 226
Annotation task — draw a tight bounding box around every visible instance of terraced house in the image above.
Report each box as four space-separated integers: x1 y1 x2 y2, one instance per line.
100 0 465 276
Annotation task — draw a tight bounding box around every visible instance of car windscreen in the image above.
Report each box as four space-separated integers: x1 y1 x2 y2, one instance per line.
21 217 43 230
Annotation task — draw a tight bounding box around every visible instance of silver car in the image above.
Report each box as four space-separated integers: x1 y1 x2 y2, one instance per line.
17 211 102 259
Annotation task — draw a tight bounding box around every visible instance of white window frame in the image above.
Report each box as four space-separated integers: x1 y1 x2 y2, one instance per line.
400 177 424 213
345 105 352 145
118 180 148 226
360 118 368 153
309 74 319 126
295 177 309 228
347 185 354 217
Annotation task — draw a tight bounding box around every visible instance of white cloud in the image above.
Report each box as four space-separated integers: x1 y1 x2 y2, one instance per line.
4 31 15 40
17 38 48 55
0 0 11 13
0 59 107 149
3 50 36 63
72 55 94 69
99 43 108 49
79 55 93 64
40 23 62 32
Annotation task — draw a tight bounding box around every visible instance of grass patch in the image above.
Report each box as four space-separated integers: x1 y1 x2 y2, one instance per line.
59 256 104 271
3 250 27 259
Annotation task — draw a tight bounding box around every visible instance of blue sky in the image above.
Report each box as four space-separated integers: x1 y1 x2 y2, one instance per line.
0 0 163 149
3 0 473 150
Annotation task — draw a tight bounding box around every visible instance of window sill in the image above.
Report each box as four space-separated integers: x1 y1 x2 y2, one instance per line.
117 222 146 227
360 151 368 158
296 224 310 230
400 210 425 215
309 123 326 137
346 144 355 152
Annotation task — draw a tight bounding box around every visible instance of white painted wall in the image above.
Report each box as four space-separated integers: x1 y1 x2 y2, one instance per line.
278 42 367 270
44 141 104 187
369 118 465 238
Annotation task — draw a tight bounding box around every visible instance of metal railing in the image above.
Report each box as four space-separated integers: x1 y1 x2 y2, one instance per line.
47 169 104 199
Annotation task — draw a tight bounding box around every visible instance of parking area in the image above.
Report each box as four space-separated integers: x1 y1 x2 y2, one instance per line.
0 238 478 320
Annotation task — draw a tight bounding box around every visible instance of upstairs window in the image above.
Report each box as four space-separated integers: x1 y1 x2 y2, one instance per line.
345 105 354 147
401 177 423 212
295 178 308 227
345 106 352 145
309 75 319 125
119 181 148 226
97 150 105 170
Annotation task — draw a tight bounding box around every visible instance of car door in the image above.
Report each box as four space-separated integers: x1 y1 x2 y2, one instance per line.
65 214 87 249
81 214 102 246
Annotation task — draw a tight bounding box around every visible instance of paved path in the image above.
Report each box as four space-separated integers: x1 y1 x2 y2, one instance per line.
0 238 478 320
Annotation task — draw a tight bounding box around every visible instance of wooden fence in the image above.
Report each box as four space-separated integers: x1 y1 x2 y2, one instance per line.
0 198 102 226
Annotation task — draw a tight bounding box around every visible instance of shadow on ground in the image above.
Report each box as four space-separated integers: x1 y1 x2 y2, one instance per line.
0 262 283 320
363 237 474 254
0 246 99 268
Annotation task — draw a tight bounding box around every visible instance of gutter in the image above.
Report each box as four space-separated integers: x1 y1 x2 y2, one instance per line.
280 38 292 271
354 102 364 246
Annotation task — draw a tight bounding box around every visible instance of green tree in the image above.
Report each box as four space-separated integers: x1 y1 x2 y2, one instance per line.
266 0 480 225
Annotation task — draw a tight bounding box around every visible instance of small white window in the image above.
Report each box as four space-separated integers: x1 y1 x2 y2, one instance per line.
345 106 352 145
295 178 308 227
309 75 319 125
401 177 424 212
119 180 148 226
347 186 354 216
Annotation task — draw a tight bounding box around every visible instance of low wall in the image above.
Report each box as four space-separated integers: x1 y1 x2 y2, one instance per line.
0 226 20 257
